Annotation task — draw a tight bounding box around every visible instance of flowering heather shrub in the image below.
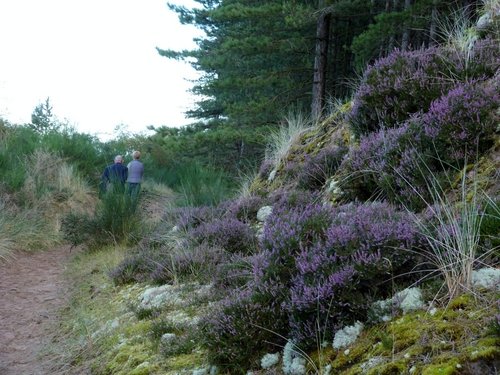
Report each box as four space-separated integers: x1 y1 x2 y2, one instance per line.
339 123 439 210
422 80 499 164
189 216 256 254
173 205 224 232
200 201 423 368
269 188 321 209
149 243 226 284
349 47 451 137
297 145 348 190
258 201 421 344
200 289 289 373
212 253 257 290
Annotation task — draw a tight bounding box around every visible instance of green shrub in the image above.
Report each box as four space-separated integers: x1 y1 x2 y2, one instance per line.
42 129 106 183
62 187 142 249
176 162 233 207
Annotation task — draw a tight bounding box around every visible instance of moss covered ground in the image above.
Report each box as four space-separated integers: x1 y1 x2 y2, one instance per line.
47 245 210 375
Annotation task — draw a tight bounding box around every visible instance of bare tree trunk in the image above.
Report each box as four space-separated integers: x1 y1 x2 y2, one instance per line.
380 0 392 57
401 0 411 50
387 0 399 52
311 10 331 121
429 0 438 46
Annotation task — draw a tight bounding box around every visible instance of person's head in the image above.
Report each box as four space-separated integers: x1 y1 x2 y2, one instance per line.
132 150 141 160
114 155 123 164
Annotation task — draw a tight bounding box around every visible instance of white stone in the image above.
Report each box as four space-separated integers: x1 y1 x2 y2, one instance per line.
160 333 176 346
472 268 500 290
192 368 209 375
409 366 417 374
477 13 492 30
282 341 306 375
396 287 424 314
333 321 364 349
289 357 306 375
261 352 280 369
360 356 385 372
257 206 273 222
268 169 277 182
327 179 342 196
138 282 212 310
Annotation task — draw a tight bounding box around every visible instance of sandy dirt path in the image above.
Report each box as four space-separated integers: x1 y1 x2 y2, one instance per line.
0 246 72 375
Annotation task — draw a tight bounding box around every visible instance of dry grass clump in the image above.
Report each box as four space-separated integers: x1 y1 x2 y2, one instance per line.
0 200 57 258
266 110 314 167
0 150 97 259
139 180 177 225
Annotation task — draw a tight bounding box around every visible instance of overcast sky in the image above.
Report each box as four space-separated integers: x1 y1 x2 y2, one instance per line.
0 0 202 140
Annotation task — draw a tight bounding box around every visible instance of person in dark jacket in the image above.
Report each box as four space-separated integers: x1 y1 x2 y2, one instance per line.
100 155 128 194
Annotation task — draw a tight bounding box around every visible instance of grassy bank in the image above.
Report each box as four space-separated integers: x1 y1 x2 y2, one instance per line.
47 244 214 375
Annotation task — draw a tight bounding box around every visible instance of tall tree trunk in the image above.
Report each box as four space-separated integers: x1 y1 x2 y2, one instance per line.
311 10 331 121
380 0 392 57
429 0 438 46
401 0 411 50
387 0 399 52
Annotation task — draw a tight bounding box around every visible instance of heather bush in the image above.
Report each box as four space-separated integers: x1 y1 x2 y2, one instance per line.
201 201 423 370
149 243 226 284
173 205 224 232
338 123 441 210
189 216 256 254
269 188 322 209
258 201 421 344
200 289 289 374
297 145 348 190
349 47 451 137
421 79 499 164
212 252 262 290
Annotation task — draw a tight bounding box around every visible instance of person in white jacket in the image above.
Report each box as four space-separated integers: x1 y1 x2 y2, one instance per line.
126 150 144 204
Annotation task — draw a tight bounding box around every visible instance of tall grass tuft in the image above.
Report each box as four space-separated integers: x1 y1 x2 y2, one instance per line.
95 186 142 245
177 162 232 207
405 164 495 301
266 110 313 167
0 201 61 259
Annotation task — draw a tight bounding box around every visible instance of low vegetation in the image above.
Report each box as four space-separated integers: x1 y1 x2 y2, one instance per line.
2 2 499 374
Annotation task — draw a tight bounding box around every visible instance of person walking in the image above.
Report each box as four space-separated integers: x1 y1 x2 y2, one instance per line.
100 155 128 195
126 150 144 203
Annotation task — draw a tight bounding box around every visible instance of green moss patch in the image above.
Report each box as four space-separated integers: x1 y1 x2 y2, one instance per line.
313 292 499 375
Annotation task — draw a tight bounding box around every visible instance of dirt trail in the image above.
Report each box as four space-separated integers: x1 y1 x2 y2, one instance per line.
0 246 72 375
